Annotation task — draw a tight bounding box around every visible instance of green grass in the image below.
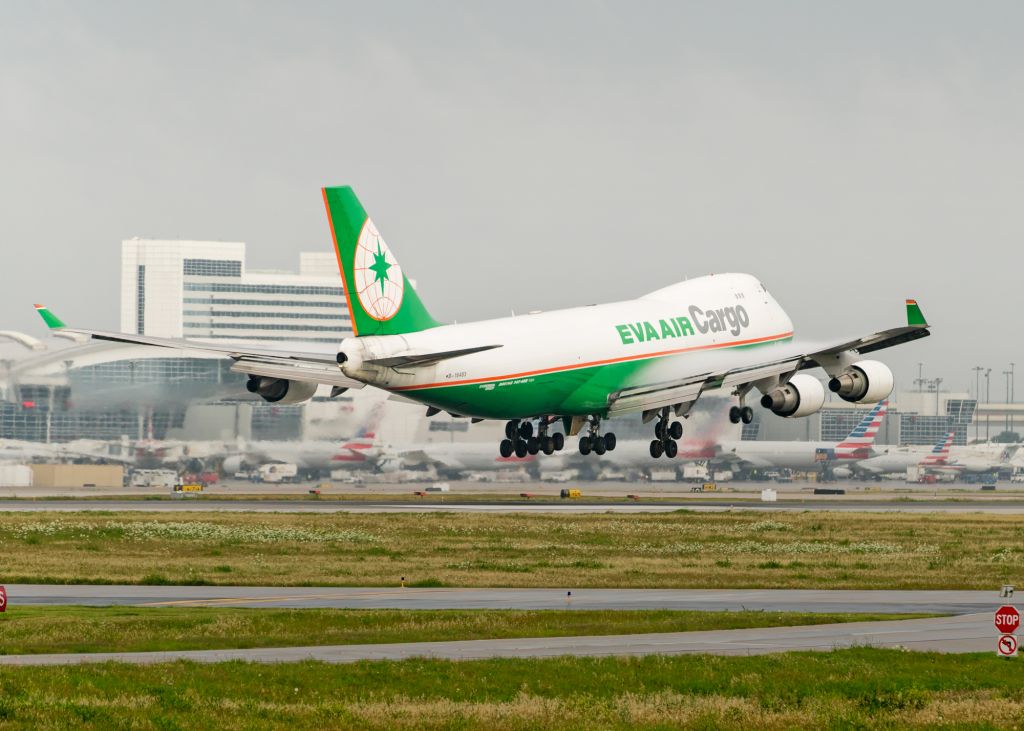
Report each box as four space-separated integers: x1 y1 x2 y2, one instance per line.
0 606 932 655
0 650 1021 728
0 510 1021 589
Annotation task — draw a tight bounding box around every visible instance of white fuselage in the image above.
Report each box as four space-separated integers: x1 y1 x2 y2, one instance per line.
340 273 796 420
384 442 535 473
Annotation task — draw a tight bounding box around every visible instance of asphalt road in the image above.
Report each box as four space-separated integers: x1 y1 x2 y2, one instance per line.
2 498 1024 513
0 613 995 666
4 585 1009 615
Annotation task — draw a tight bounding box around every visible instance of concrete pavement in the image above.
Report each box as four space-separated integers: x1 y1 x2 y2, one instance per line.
4 584 1008 615
2 498 1024 513
0 613 995 666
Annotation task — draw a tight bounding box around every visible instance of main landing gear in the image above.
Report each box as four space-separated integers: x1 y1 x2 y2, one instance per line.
499 419 565 458
578 417 616 456
728 405 755 424
650 409 683 458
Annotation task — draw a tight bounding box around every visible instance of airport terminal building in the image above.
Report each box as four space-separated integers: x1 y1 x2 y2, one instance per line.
0 240 357 443
121 239 351 344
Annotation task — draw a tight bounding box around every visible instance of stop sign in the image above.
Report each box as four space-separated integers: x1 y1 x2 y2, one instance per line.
0 586 6 613
995 605 1020 634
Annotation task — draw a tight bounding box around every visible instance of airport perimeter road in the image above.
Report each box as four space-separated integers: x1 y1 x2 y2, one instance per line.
4 585 1006 615
0 613 994 666
2 498 1024 513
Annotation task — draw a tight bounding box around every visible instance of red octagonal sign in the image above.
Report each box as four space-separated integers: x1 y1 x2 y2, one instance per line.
0 585 6 613
995 605 1020 634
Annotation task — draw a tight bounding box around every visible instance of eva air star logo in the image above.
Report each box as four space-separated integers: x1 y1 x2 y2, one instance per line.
353 218 404 320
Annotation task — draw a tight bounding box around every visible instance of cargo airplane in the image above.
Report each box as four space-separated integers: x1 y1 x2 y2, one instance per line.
35 187 931 460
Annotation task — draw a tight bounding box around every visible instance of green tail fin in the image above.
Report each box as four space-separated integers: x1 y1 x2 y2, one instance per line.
905 299 928 327
322 186 440 337
34 304 66 329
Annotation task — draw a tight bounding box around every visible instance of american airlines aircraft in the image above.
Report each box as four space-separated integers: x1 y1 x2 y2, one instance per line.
856 432 1016 477
36 187 930 461
719 400 889 472
221 405 383 474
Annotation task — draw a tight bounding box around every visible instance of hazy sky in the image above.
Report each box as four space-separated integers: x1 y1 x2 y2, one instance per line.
2 2 1022 397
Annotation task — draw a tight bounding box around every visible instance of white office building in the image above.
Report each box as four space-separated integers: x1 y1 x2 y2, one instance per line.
120 239 351 345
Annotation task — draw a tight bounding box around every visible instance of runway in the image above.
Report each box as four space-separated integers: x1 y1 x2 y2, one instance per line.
4 584 1007 615
0 613 995 666
2 498 1024 513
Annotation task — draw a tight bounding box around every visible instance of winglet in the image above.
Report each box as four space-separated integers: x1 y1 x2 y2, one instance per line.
34 304 66 330
905 299 928 328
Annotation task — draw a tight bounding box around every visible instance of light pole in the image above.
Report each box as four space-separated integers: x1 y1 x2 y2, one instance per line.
985 368 992 440
1004 368 1013 436
973 366 984 442
1011 363 1016 438
914 363 926 393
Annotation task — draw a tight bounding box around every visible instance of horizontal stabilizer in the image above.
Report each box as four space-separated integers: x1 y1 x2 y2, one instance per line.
365 344 503 368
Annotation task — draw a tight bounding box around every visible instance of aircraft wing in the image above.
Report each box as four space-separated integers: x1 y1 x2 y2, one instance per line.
607 300 929 418
33 307 365 390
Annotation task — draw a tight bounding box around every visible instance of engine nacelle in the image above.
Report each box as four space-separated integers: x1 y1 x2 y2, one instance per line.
828 360 894 404
245 376 317 404
760 374 826 418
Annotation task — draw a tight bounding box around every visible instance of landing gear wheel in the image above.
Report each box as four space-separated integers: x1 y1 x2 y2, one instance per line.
650 439 664 458
655 422 666 439
499 439 513 458
519 422 534 439
664 439 678 458
579 436 592 455
593 436 607 455
505 421 518 439
542 437 555 455
729 406 742 424
740 406 754 424
527 437 540 455
603 432 617 451
514 440 528 458
669 421 683 440
553 433 565 451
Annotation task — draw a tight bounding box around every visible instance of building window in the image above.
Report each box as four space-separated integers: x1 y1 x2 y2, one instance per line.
136 265 145 334
184 283 344 296
183 259 242 277
182 310 348 320
183 297 345 308
183 322 347 332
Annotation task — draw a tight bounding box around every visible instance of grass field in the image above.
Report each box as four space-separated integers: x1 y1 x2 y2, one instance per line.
0 650 1020 728
0 606 930 655
0 510 1020 588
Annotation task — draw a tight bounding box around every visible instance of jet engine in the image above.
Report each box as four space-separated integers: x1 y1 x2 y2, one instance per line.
245 376 317 404
760 374 826 418
828 360 894 404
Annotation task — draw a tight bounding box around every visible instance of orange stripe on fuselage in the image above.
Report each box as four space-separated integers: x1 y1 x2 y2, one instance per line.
392 330 794 392
322 188 360 338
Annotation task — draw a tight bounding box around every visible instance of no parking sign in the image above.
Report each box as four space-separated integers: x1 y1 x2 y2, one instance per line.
0 586 6 613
